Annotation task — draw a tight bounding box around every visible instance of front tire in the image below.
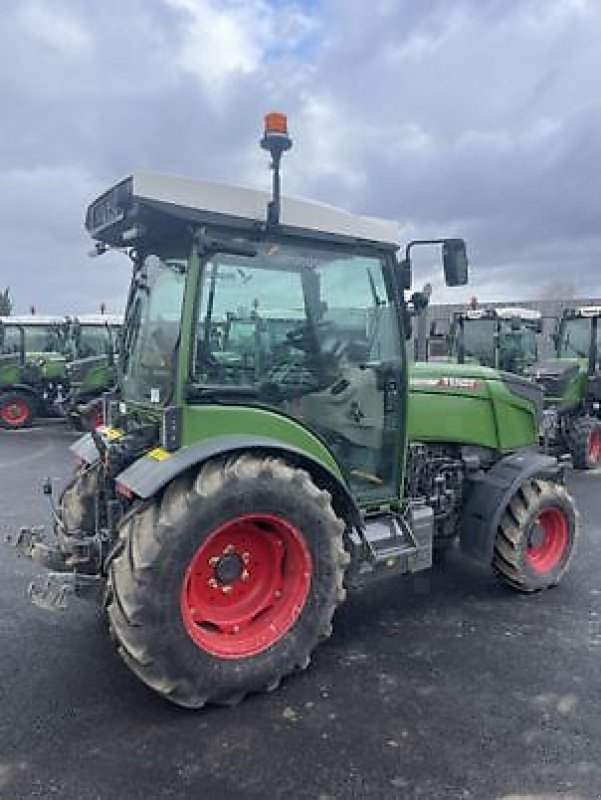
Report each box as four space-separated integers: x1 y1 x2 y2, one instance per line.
492 479 578 592
566 416 601 469
106 455 349 708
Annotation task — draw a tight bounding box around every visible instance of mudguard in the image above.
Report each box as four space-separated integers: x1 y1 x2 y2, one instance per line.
116 434 361 525
70 432 101 465
459 449 562 563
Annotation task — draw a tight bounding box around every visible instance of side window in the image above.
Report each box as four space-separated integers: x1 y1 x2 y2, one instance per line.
1 327 21 353
318 258 400 364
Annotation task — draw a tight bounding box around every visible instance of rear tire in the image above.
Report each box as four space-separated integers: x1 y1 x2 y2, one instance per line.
566 416 601 469
492 479 578 592
0 391 36 429
106 455 349 708
59 465 100 533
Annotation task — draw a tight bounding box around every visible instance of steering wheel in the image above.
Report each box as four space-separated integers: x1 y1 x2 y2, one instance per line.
285 320 335 353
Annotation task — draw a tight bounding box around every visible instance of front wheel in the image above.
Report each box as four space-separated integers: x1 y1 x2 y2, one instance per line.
106 455 349 708
0 391 36 429
566 416 601 470
492 479 578 592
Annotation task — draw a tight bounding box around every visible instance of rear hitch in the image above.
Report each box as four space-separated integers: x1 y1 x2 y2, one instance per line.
6 526 103 609
7 526 69 571
28 571 102 611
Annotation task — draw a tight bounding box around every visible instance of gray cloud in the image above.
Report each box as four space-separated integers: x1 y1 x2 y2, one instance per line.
1 0 600 312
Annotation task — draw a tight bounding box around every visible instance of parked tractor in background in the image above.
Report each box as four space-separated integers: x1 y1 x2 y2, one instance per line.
447 306 542 376
528 306 601 469
11 115 579 710
0 315 70 428
0 313 122 430
63 313 122 429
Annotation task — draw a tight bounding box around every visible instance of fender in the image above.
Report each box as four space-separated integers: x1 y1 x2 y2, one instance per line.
116 434 361 526
1 383 43 397
70 432 101 466
459 449 562 563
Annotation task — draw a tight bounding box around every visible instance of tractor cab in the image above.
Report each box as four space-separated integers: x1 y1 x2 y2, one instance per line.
84 117 467 506
0 315 69 381
531 306 601 408
450 306 542 376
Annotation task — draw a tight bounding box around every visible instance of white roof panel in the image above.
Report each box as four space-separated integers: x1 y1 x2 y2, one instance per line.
0 315 65 325
72 314 123 326
131 172 400 247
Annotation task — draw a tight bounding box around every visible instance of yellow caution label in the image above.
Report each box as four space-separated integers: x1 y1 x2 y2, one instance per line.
99 426 123 441
148 447 171 461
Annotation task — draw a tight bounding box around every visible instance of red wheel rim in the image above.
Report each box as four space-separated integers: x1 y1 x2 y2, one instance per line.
181 514 312 659
526 508 569 573
587 429 601 464
0 397 29 427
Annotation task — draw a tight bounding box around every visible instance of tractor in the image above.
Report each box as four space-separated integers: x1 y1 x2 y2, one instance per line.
11 114 579 709
62 313 122 429
445 306 542 376
528 305 601 469
0 315 70 428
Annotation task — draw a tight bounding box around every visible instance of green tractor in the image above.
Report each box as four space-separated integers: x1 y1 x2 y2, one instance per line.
528 305 601 469
62 313 123 429
445 306 542 375
0 315 70 428
12 115 578 709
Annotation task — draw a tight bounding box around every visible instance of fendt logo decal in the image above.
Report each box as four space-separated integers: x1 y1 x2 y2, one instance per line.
410 377 482 390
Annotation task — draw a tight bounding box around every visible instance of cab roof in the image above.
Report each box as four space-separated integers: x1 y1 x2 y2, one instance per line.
460 306 541 321
0 315 65 326
86 172 401 249
71 314 123 326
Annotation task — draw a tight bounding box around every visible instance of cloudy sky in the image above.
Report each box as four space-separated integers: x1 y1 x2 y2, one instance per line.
1 0 600 313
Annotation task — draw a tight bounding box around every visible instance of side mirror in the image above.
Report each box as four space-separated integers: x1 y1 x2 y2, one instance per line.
443 239 468 286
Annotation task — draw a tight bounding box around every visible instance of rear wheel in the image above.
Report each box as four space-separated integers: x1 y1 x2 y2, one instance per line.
0 391 36 429
493 479 578 592
59 465 100 533
566 416 601 469
106 455 349 708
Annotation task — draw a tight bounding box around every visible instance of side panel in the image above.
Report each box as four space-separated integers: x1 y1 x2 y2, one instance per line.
0 364 21 387
409 364 539 451
181 405 344 478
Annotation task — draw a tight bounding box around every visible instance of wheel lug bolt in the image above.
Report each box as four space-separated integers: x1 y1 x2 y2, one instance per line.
208 578 218 588
223 544 235 555
241 569 250 581
222 585 233 594
242 551 250 564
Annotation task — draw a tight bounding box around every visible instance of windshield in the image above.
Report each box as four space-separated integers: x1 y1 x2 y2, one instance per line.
121 254 186 406
558 317 591 359
76 325 115 359
193 240 403 499
498 320 538 372
0 324 67 355
453 318 496 366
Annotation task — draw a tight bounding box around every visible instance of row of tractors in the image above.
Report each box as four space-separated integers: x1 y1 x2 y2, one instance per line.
6 114 587 709
0 313 121 429
417 305 601 469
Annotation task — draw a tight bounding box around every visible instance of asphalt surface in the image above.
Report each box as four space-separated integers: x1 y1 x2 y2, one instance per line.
0 427 600 800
